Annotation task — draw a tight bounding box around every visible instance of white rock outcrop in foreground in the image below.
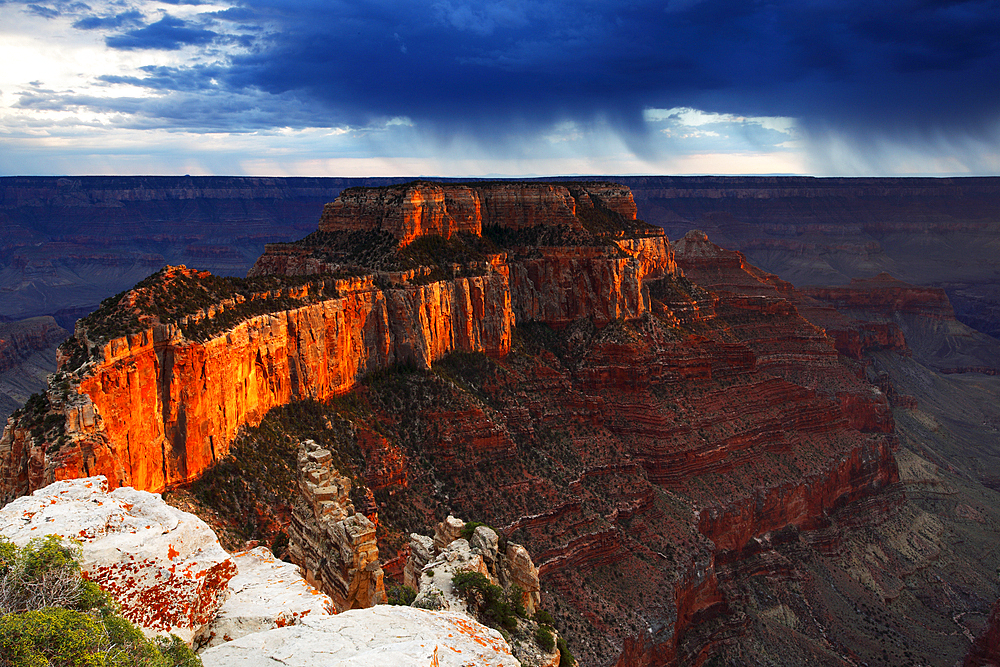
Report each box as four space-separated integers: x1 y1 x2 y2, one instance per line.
200 605 521 667
197 547 335 649
0 476 235 644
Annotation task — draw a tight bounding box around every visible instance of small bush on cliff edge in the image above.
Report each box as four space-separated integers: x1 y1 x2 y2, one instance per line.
0 535 200 667
452 571 519 631
557 636 576 666
385 584 417 606
534 624 556 652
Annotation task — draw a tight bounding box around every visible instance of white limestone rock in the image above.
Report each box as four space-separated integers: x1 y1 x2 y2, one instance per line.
413 538 492 613
200 605 520 667
0 476 235 644
196 547 335 649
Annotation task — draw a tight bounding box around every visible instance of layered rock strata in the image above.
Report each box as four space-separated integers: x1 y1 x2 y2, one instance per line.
0 316 69 424
325 228 898 665
0 183 919 666
288 439 386 612
803 273 1000 375
318 181 637 243
0 317 68 374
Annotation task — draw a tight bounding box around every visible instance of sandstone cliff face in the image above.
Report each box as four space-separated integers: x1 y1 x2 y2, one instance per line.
0 265 514 497
319 182 584 243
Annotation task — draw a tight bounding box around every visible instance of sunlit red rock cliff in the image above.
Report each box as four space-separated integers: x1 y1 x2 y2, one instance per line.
3 180 999 667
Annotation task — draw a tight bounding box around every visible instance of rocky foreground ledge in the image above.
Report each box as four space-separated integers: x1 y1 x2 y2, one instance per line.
0 476 546 666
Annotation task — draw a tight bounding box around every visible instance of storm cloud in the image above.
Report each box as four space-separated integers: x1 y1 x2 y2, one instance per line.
1 0 998 174
199 0 1000 139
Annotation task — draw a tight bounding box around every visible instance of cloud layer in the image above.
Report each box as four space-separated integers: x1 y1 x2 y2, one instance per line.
1 0 998 175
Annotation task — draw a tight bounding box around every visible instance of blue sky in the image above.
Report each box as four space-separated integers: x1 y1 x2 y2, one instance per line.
1 0 998 176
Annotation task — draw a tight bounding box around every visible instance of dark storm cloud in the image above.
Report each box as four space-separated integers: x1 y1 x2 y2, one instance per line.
60 0 1000 143
105 15 217 50
14 85 326 131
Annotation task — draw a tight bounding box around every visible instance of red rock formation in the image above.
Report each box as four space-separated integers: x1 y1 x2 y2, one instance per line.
0 266 514 496
1 183 674 498
511 237 678 328
673 230 896 434
804 273 957 319
320 182 584 243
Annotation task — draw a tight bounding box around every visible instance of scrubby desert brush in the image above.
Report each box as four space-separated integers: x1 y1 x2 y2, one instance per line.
0 536 200 667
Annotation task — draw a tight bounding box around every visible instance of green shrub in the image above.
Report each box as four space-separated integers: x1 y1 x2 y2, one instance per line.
557 636 576 666
534 609 554 626
508 584 526 619
0 536 94 615
0 536 200 667
1 607 110 667
459 521 486 541
153 635 200 667
386 585 417 606
535 625 556 652
451 571 519 631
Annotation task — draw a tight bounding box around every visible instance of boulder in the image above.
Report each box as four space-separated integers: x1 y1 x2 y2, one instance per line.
196 547 335 649
503 543 542 616
432 514 465 551
470 524 500 576
0 476 235 644
199 605 520 667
